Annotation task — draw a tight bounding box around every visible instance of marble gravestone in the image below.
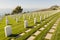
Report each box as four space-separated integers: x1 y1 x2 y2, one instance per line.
6 16 9 25
24 20 28 28
4 25 12 37
34 18 37 24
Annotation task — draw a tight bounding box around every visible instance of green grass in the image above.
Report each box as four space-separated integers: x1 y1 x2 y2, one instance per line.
16 12 59 40
0 10 60 40
51 18 60 40
34 15 59 40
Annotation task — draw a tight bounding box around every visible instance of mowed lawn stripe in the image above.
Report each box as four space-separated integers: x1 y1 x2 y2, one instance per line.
51 18 60 40
34 15 59 40
16 13 56 40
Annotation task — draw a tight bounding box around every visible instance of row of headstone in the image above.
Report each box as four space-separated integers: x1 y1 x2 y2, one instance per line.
10 13 47 24
4 13 48 37
4 11 55 37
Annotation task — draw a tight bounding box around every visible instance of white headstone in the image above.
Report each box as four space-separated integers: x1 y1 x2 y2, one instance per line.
4 25 12 37
24 20 28 28
6 16 9 25
34 18 37 24
6 19 9 25
16 18 18 23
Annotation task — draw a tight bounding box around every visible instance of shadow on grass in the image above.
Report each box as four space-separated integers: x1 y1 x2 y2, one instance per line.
36 22 40 24
26 26 34 28
8 24 12 25
42 19 45 21
8 34 19 37
26 24 36 28
8 34 21 40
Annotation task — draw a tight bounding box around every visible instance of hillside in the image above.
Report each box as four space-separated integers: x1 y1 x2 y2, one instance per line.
36 5 60 12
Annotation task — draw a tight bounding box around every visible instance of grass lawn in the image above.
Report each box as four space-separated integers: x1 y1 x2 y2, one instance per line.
0 10 60 40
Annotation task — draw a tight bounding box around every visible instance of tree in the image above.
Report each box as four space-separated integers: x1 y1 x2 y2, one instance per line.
12 6 23 14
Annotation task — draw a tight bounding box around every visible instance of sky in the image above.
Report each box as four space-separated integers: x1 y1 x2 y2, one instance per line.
0 0 60 9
